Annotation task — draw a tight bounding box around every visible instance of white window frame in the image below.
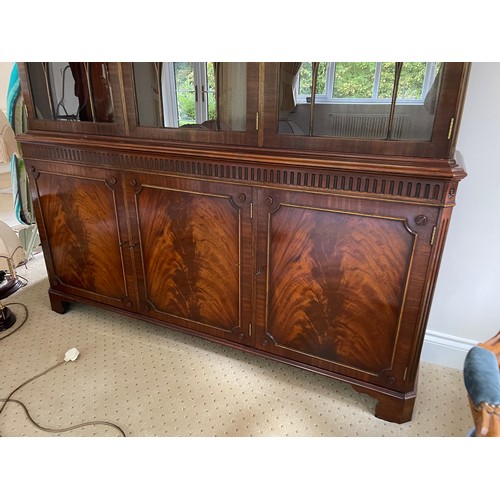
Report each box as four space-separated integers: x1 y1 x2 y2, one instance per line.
297 62 440 105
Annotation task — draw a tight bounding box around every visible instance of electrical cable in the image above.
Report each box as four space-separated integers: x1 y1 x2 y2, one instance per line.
0 398 126 437
0 300 127 437
0 360 66 418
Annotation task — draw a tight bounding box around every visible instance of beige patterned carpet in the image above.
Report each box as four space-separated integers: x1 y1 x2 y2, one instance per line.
0 168 473 438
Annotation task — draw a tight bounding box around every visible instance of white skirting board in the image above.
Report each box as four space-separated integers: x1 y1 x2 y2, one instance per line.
421 330 477 370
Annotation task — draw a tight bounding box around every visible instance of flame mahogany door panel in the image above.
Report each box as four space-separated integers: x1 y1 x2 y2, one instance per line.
124 172 253 346
30 161 137 312
254 188 438 393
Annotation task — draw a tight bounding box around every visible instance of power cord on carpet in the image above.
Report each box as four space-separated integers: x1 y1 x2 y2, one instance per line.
0 303 127 437
0 397 126 437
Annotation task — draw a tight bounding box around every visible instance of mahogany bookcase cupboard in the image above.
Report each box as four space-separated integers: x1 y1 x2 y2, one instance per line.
17 62 470 423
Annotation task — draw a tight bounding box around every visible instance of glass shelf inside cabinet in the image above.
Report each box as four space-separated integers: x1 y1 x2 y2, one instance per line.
278 62 443 142
26 62 115 123
132 62 248 132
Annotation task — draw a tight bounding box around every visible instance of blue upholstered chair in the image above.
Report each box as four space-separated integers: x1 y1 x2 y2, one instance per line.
463 332 500 437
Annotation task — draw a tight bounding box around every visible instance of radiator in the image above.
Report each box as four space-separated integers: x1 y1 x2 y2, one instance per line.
329 113 411 139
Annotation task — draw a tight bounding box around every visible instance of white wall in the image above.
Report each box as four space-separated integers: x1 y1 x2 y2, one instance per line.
0 62 13 114
421 62 500 368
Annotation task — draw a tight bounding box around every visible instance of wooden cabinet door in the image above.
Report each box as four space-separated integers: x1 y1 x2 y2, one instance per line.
254 188 439 391
30 161 137 311
124 172 254 345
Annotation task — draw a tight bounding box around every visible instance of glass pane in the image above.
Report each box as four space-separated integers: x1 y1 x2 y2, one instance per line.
333 63 376 99
27 62 115 123
279 61 444 142
213 62 247 131
174 62 196 126
298 63 332 97
398 62 426 99
378 62 396 99
316 63 327 94
133 62 163 127
278 62 310 136
314 101 392 139
298 62 313 96
206 62 217 122
389 62 443 141
316 62 389 138
132 62 247 132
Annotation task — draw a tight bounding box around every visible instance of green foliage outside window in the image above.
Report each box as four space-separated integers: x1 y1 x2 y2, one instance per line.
299 62 327 95
333 62 377 98
175 62 217 126
298 62 437 101
175 62 195 125
206 63 216 121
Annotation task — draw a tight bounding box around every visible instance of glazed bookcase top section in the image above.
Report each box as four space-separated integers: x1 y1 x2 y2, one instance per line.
263 62 470 159
17 62 470 161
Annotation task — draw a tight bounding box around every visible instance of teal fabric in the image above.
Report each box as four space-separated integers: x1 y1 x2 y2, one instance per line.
6 63 20 127
6 63 34 226
463 346 500 407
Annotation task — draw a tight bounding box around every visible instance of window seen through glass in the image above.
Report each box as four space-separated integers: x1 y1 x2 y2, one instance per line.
278 62 443 141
